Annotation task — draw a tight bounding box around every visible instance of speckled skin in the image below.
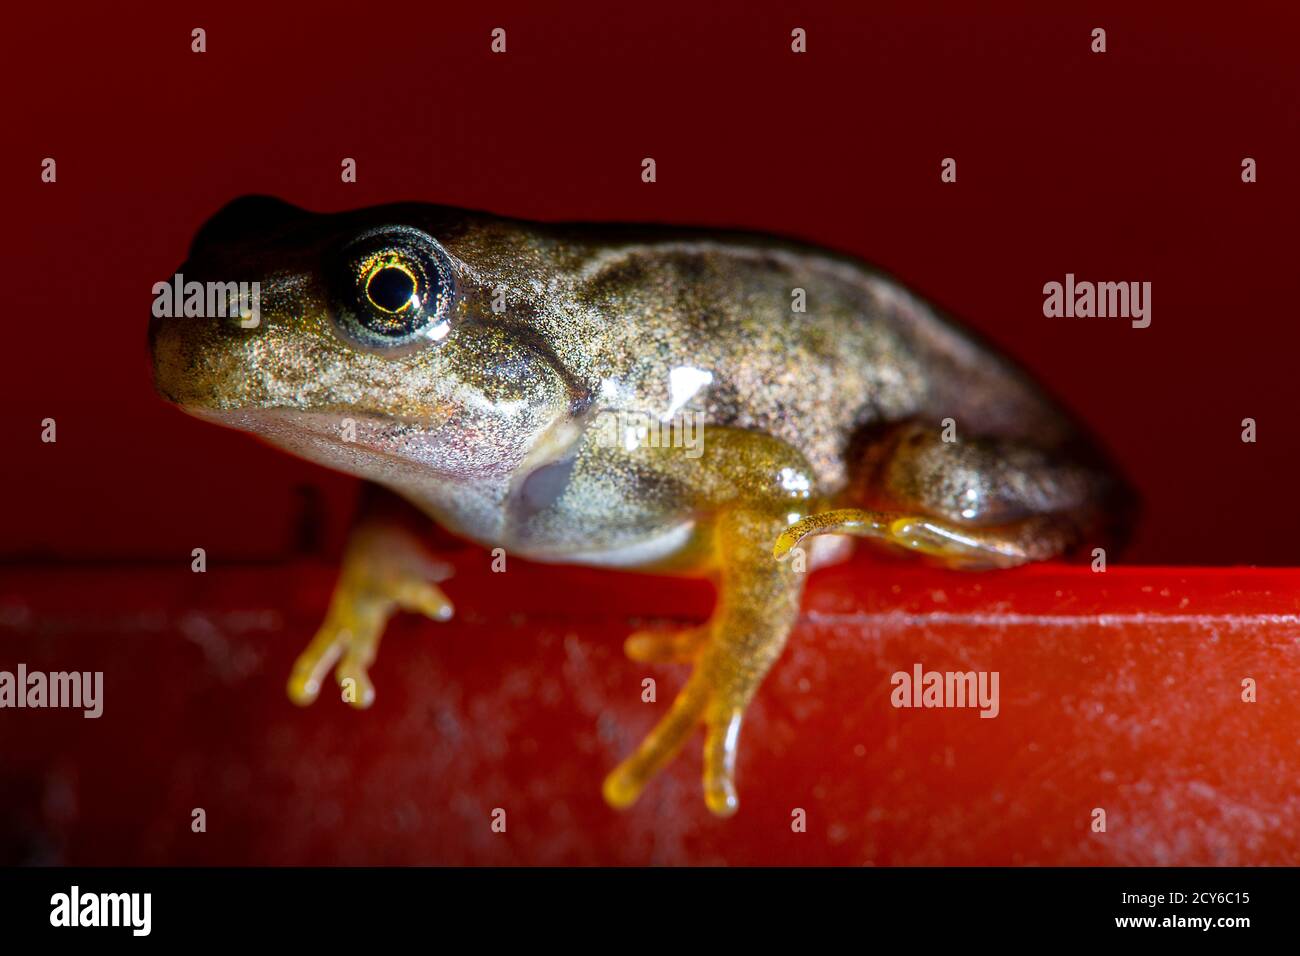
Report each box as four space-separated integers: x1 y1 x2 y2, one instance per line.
151 197 1125 815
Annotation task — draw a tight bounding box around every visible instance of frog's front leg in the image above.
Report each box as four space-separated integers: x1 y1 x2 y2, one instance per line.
601 429 814 817
287 494 454 709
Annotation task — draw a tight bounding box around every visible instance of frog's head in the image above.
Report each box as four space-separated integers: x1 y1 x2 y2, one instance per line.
150 196 585 486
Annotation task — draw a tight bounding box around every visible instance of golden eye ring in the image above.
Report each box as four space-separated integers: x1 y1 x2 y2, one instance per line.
362 258 421 314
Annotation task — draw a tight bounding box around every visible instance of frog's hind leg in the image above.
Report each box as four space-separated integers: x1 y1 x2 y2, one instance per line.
602 422 1120 815
775 421 1118 570
606 505 806 816
603 428 814 817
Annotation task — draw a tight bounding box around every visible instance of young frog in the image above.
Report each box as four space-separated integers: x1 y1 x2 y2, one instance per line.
150 196 1129 816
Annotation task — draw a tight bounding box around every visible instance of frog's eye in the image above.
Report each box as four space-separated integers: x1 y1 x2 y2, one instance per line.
328 227 457 353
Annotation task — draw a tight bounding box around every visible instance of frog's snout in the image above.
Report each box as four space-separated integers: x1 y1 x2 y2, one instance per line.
148 254 269 411
147 311 177 404
148 297 204 409
149 277 189 407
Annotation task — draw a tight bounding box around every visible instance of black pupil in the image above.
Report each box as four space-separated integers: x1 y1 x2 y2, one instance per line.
368 267 417 312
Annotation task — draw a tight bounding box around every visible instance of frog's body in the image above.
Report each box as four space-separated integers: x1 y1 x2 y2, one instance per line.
151 197 1128 815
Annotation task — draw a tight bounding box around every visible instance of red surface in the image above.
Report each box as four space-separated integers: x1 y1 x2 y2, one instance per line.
3 555 1298 866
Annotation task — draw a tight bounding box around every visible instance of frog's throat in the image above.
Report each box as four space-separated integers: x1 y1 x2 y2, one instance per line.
185 405 585 488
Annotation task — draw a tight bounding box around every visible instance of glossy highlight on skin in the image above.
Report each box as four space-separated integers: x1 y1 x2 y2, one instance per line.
150 196 1130 816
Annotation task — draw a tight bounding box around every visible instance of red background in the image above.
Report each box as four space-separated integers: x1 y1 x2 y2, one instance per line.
3 2 1300 866
4 0 1299 565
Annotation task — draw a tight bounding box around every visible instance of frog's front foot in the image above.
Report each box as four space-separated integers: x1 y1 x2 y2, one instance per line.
287 522 453 709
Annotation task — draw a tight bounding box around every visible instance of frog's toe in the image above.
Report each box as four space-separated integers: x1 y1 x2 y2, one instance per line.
623 624 708 663
602 673 709 809
602 669 747 817
289 614 387 709
286 622 347 706
334 628 383 709
390 577 455 623
702 704 744 816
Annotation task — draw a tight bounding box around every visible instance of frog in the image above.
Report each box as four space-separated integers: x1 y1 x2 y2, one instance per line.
150 196 1130 817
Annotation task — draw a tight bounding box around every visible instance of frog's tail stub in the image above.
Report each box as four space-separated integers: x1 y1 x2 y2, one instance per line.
773 509 892 560
775 506 1082 570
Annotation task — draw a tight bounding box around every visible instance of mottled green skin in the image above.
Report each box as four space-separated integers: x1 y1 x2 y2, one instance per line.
151 197 1101 572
